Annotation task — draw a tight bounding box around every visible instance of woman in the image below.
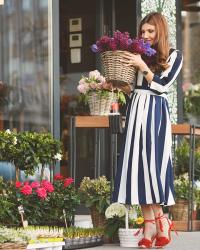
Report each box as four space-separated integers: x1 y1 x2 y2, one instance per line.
113 12 183 248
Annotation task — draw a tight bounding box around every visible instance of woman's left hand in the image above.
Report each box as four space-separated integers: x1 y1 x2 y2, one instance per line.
119 51 144 68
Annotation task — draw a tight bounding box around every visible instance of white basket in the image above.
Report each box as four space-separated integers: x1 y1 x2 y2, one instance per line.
118 228 142 248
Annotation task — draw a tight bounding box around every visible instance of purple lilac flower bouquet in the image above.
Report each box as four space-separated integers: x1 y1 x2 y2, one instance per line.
91 30 156 56
91 31 156 86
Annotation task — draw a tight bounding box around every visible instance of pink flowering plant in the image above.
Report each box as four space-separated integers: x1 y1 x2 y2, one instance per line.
77 69 126 105
0 175 80 226
91 30 156 56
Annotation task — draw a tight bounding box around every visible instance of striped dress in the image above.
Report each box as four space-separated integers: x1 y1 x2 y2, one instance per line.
113 49 183 206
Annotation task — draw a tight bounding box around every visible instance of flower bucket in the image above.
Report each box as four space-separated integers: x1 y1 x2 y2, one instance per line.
118 228 142 248
170 199 189 221
101 50 137 85
87 91 113 115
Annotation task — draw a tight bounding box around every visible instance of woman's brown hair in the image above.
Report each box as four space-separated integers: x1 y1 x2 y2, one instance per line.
138 12 170 72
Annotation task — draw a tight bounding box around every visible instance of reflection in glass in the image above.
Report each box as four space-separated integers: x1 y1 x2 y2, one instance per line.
0 0 51 132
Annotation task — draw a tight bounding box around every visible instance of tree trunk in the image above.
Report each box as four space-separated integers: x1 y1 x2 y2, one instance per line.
15 166 19 181
40 165 45 181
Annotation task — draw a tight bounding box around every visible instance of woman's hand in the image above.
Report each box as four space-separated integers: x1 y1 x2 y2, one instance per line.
103 81 113 90
119 51 154 84
119 51 145 69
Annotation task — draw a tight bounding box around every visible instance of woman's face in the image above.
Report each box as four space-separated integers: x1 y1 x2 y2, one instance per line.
141 23 156 45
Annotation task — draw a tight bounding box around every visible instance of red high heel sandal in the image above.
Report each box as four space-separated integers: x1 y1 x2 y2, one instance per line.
137 219 156 249
155 214 178 248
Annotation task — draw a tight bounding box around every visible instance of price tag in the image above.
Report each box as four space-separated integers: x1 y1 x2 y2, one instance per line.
18 205 24 213
18 205 28 227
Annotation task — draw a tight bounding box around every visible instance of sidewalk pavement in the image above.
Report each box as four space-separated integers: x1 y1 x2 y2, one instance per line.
74 216 200 250
88 232 200 250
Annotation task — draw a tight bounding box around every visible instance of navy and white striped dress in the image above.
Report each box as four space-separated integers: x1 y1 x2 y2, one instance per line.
113 49 183 206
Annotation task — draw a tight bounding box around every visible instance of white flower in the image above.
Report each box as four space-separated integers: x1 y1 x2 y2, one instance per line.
89 70 101 80
79 78 86 85
128 208 138 220
13 137 17 145
77 84 88 94
105 203 126 219
97 75 106 83
54 153 62 161
5 129 11 134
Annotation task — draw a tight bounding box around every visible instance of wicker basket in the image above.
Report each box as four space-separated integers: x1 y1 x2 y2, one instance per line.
170 199 189 221
101 50 137 84
0 243 27 250
87 91 113 115
90 206 106 228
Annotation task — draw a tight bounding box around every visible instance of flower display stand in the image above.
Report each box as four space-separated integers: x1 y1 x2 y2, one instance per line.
26 242 65 250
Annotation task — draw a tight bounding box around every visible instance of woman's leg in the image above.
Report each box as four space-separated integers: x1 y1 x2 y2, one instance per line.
141 205 157 240
151 204 170 238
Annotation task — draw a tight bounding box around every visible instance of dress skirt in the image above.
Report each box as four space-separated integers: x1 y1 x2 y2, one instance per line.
113 90 175 206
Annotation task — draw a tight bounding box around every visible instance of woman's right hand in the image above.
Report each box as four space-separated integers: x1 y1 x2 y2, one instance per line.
103 81 113 90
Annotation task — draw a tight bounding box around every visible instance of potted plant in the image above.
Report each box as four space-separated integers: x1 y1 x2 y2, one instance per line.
104 203 143 247
184 83 200 124
0 175 80 227
79 176 111 227
91 30 156 87
77 69 126 115
170 173 200 222
63 227 104 249
0 130 62 181
0 226 65 250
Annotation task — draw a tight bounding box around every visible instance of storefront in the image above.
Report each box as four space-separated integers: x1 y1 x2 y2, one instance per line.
1 0 200 184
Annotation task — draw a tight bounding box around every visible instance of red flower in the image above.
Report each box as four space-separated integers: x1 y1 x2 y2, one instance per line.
41 180 54 193
15 181 22 188
20 184 32 195
24 181 29 185
31 181 40 189
54 174 64 180
64 177 74 187
36 187 47 199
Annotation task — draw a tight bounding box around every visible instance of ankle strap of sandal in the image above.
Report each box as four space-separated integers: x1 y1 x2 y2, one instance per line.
155 213 178 235
144 219 155 224
155 213 167 232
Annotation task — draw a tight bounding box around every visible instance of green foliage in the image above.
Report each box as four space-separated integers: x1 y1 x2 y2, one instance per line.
184 88 200 117
0 176 80 227
174 173 200 206
0 130 62 178
63 227 104 238
79 176 111 214
104 216 124 238
175 138 200 181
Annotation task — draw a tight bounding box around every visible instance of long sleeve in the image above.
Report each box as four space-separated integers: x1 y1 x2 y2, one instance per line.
149 50 183 94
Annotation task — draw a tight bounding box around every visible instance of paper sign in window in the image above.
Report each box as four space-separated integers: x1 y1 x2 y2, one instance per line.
70 48 81 64
69 18 82 32
69 33 82 48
